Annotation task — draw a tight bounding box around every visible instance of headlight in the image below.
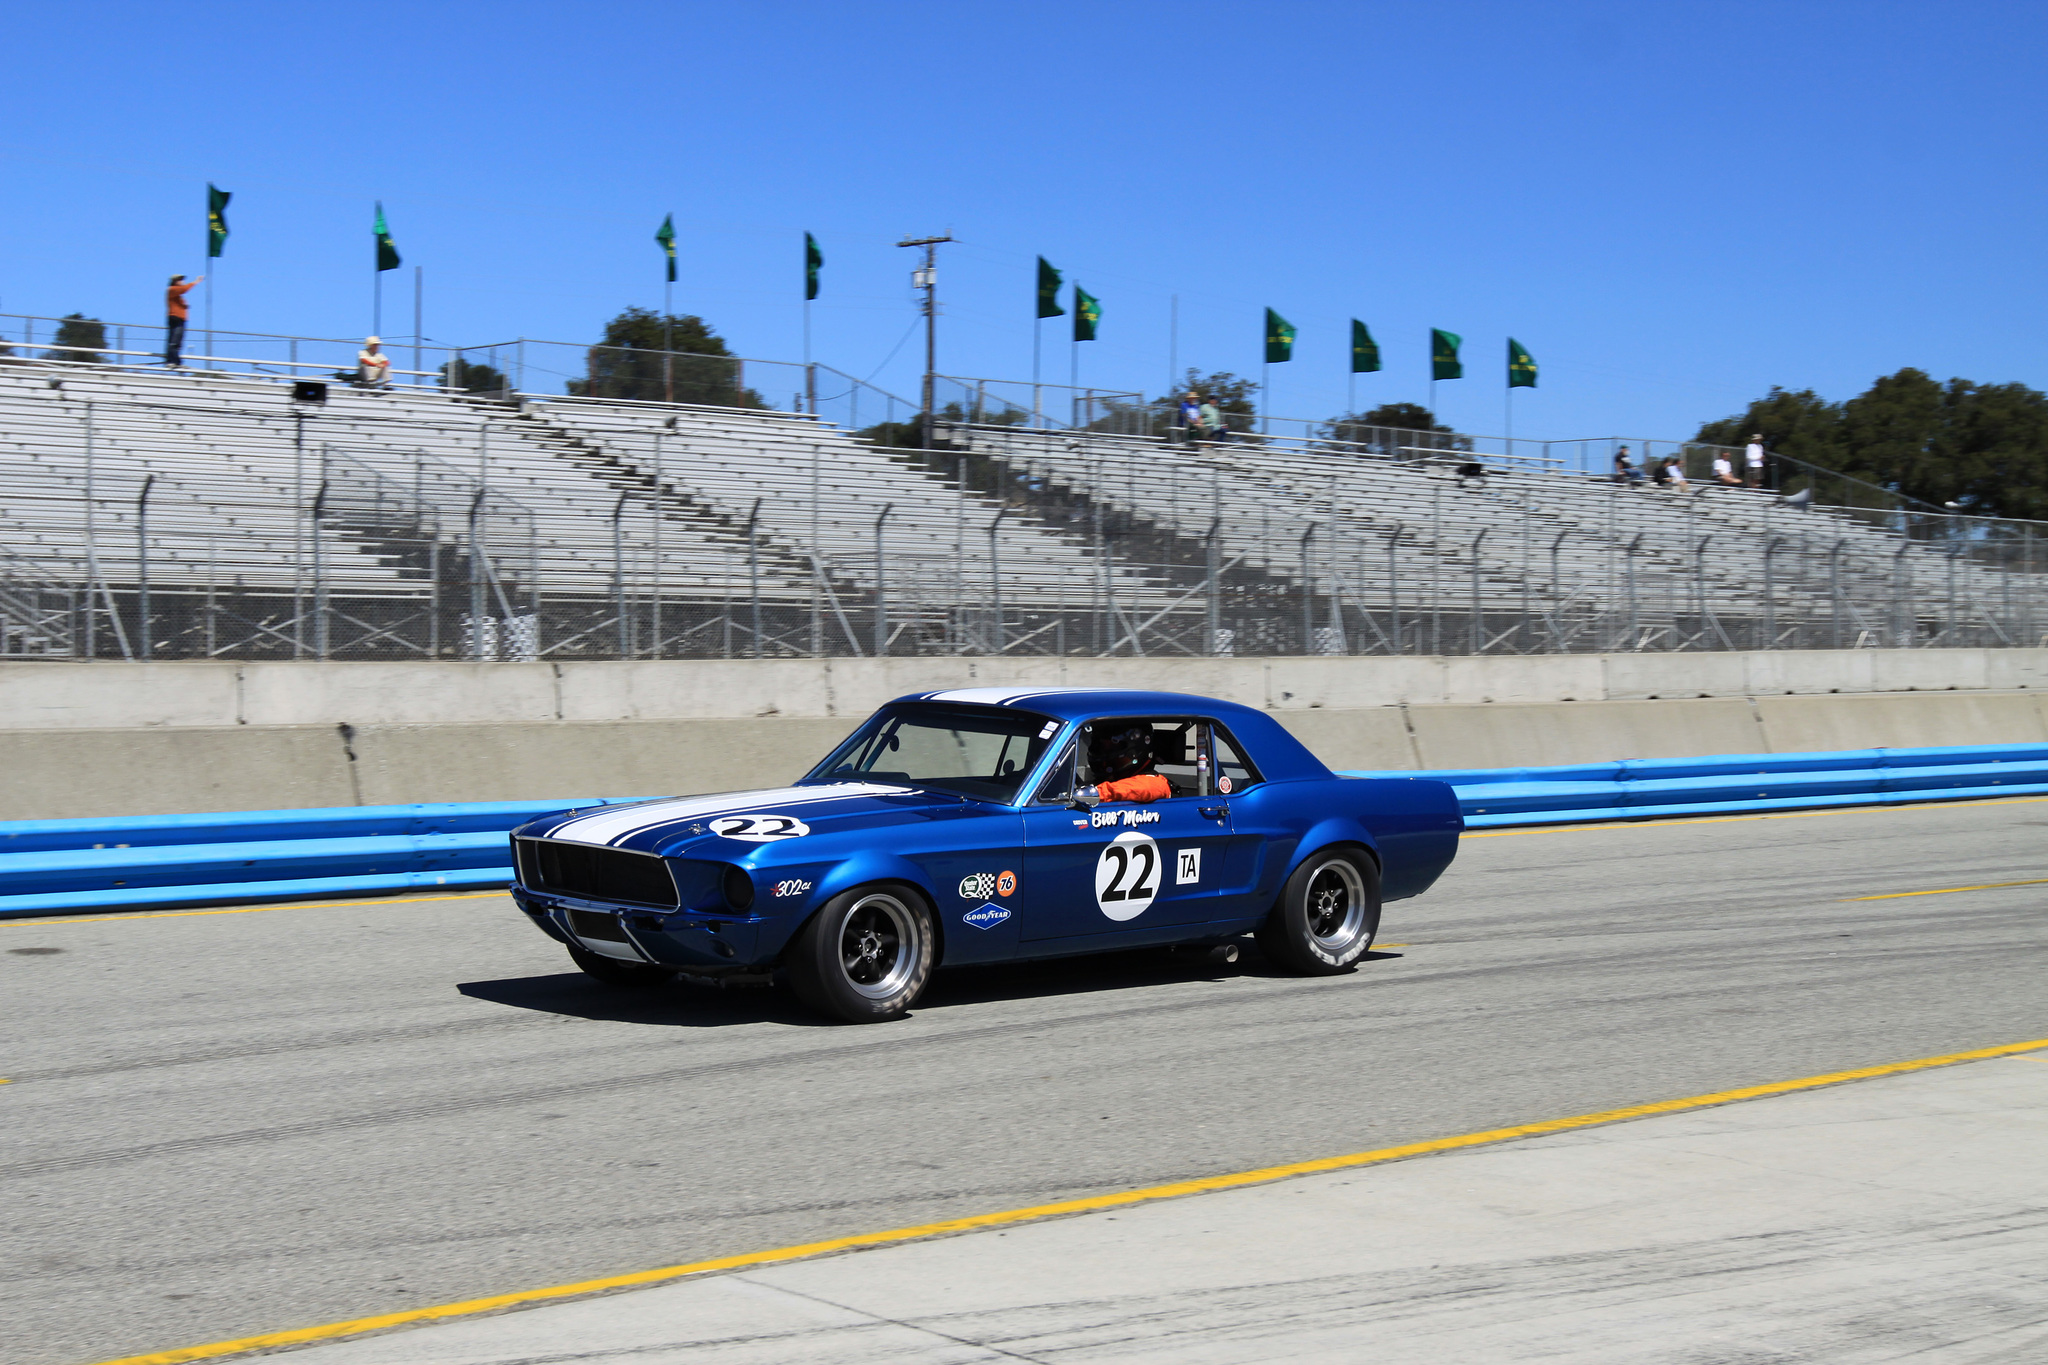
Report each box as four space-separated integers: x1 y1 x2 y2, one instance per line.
720 864 756 911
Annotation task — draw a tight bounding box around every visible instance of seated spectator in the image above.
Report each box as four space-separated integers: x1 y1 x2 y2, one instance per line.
356 337 392 389
1611 447 1644 485
1089 722 1171 803
1663 456 1688 490
1650 457 1672 487
1712 452 1742 485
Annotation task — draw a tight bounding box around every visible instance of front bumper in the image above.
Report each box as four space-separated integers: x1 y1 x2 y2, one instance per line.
512 886 771 971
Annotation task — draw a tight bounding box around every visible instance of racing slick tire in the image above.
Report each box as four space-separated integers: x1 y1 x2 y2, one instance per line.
567 942 675 989
1256 846 1380 975
785 884 935 1023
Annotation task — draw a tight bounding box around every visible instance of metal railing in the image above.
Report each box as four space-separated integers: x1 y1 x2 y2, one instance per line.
3 333 2044 661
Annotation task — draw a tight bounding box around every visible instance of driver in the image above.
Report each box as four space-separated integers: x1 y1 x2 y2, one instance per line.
1089 722 1171 803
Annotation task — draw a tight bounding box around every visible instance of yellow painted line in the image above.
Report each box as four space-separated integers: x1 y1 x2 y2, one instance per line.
1841 877 2048 902
88 1033 2048 1365
1462 794 2048 839
0 891 504 928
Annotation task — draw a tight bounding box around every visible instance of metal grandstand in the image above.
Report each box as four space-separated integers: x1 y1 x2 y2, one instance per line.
1 312 2041 661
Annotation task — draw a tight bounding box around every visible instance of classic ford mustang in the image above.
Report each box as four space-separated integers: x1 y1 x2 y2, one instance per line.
509 688 1461 1022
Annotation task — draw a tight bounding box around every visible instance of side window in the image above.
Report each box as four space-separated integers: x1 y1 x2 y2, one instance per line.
1210 725 1262 796
1032 744 1076 804
1078 718 1208 798
1147 721 1203 798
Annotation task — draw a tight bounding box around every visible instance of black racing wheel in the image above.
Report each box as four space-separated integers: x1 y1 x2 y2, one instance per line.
1256 847 1381 974
785 884 935 1023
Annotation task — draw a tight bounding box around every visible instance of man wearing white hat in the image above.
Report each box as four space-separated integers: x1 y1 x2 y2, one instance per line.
356 337 392 389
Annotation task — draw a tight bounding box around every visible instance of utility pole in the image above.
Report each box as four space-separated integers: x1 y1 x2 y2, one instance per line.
898 233 953 449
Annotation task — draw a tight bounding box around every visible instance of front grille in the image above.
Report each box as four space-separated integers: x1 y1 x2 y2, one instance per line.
569 909 630 943
517 839 679 908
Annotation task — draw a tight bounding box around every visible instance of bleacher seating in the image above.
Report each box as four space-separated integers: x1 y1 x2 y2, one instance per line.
0 349 2031 658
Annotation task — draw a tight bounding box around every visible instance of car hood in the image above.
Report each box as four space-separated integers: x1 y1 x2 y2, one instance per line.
514 782 969 857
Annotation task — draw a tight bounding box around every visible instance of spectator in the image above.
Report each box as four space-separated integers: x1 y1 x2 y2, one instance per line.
1177 390 1200 443
1744 433 1767 488
1663 455 1689 490
1611 446 1643 485
356 337 392 389
1198 395 1225 445
1711 451 1742 486
1650 455 1672 487
163 274 200 367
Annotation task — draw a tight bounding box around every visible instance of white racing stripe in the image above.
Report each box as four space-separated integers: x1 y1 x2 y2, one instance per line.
543 784 912 848
922 686 1099 706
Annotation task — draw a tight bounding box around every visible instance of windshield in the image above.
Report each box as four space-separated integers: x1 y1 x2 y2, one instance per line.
803 703 1060 802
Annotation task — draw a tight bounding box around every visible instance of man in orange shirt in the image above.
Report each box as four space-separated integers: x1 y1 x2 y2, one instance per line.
1089 723 1172 804
164 274 200 367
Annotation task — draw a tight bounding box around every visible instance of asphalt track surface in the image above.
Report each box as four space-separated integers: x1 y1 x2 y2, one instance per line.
4 798 2045 1365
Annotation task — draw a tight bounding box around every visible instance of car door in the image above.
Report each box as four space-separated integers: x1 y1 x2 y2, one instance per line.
1199 720 1277 917
1020 719 1236 942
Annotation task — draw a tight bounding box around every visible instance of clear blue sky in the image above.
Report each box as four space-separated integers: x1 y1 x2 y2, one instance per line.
3 1 2042 442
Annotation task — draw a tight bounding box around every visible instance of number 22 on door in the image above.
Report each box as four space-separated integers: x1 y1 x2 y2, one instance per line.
1094 832 1159 921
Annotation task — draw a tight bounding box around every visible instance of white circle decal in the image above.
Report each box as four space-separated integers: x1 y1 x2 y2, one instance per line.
1094 831 1161 921
708 813 812 843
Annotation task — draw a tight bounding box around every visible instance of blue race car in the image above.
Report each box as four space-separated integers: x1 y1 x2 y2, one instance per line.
509 688 1461 1022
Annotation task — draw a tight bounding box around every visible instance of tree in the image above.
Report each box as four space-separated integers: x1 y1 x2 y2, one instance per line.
48 313 106 367
1323 402 1467 453
441 357 510 395
566 307 765 407
1696 369 2048 519
1695 386 1846 472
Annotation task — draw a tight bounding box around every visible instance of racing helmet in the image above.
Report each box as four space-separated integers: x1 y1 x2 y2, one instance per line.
1088 722 1153 783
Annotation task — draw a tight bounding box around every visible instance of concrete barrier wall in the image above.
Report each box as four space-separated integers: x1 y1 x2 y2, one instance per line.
5 649 2043 731
1 652 2044 819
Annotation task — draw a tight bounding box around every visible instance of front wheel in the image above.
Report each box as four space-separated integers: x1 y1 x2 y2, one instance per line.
1256 848 1380 975
567 942 674 989
785 885 935 1023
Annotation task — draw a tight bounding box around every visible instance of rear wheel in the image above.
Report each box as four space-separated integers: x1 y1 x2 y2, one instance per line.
567 942 674 988
1256 848 1380 974
785 885 934 1023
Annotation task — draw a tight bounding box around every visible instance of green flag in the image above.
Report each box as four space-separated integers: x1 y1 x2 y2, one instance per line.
1350 320 1381 374
206 184 231 259
655 214 677 283
1037 257 1065 319
1431 328 1462 381
1508 338 1537 389
1073 285 1100 341
374 203 401 272
1264 308 1296 363
804 232 823 300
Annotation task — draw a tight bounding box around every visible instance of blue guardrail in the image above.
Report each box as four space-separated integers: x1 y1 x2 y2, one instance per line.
2 744 2044 919
1342 743 2048 828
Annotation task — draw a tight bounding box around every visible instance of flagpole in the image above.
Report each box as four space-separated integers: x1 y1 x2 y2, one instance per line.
1069 334 1078 428
802 298 811 414
1032 320 1041 430
1262 360 1270 435
663 278 673 404
202 184 213 370
1168 294 1178 403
